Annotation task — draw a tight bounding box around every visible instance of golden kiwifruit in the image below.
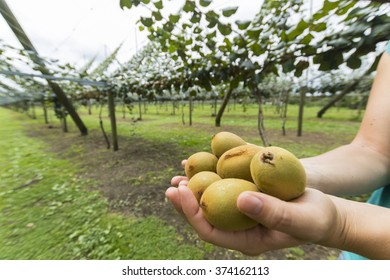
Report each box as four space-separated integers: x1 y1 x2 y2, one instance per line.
200 178 259 231
187 171 221 203
185 151 218 179
216 144 263 182
250 146 306 201
211 131 247 158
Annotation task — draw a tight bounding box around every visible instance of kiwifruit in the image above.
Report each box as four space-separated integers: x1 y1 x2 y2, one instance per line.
250 146 306 201
200 178 259 231
185 151 218 179
211 131 247 158
216 144 263 182
187 171 221 203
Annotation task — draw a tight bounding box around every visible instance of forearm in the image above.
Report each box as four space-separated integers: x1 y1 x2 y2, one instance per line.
301 53 390 196
323 195 390 259
301 142 390 196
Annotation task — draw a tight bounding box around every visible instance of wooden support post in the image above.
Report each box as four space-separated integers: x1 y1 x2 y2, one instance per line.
107 91 118 151
189 95 193 126
297 89 305 137
138 97 142 120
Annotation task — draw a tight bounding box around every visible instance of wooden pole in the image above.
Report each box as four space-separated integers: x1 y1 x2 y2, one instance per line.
107 91 118 151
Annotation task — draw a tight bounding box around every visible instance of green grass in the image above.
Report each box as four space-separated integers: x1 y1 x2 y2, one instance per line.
0 108 204 260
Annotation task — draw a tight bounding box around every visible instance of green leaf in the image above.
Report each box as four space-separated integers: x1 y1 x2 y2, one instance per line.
294 60 310 77
120 0 132 9
235 20 251 30
336 1 355 16
153 0 163 9
190 11 201 23
206 39 216 50
300 33 314 45
322 0 338 13
222 6 238 17
288 19 309 40
218 23 232 36
310 22 327 32
163 22 174 32
141 0 151 4
152 11 163 21
168 44 177 53
247 28 262 40
313 11 326 21
183 0 195 12
301 45 316 56
169 14 180 23
282 59 295 73
140 17 154 27
182 23 191 29
199 0 212 7
250 43 265 56
206 10 219 28
194 26 202 34
189 89 197 97
185 38 193 45
193 44 202 52
346 56 362 69
206 30 217 40
223 37 232 49
313 50 344 71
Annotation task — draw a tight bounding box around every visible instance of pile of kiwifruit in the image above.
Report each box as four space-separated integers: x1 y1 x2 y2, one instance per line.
185 131 306 231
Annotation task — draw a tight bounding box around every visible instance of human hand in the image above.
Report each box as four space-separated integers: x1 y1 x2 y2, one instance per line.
165 184 343 256
170 159 188 187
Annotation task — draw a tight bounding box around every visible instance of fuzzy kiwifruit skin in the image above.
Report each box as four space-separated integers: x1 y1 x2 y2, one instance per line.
250 146 306 201
200 178 259 231
216 144 263 182
185 152 218 179
187 171 221 203
211 131 247 158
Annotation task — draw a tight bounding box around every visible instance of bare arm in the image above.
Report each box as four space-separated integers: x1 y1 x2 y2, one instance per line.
327 194 390 259
301 52 390 196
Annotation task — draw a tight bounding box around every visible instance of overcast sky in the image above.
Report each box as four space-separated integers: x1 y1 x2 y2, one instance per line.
1 0 269 69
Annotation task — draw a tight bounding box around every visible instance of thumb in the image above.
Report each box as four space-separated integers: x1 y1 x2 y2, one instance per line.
237 191 298 234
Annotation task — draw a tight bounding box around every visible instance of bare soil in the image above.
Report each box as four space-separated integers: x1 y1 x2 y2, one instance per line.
25 122 342 260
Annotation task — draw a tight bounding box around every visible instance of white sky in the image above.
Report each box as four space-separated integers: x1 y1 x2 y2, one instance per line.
1 0 269 69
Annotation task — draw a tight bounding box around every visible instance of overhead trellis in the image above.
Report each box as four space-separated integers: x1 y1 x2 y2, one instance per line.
0 70 109 87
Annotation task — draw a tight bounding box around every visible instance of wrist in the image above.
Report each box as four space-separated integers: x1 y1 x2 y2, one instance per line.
318 195 352 250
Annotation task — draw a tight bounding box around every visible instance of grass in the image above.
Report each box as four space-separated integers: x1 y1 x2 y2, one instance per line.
0 108 204 260
0 101 362 260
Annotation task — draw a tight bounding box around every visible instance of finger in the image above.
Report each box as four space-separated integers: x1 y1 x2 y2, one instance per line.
177 186 304 255
181 159 187 168
171 176 188 187
165 187 185 217
177 186 257 250
178 179 189 187
237 191 297 231
178 185 215 234
237 189 325 241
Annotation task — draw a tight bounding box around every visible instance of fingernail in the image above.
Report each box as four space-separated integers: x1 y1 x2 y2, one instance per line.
239 193 263 215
